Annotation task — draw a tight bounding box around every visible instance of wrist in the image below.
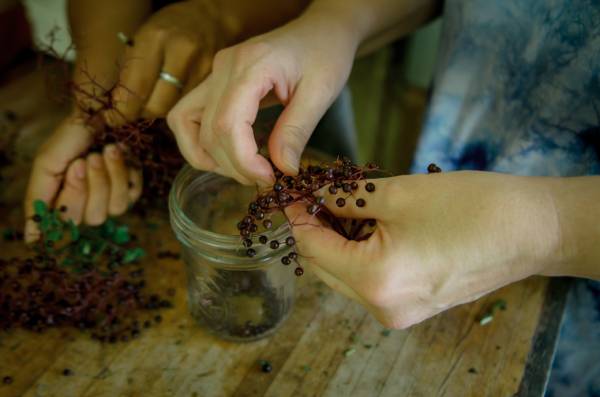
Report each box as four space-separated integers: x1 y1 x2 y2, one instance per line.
541 177 600 279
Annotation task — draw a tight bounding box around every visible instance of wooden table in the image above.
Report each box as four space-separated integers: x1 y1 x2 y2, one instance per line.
0 173 571 397
0 67 569 397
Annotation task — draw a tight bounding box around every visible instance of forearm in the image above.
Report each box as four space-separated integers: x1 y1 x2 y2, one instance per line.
304 0 442 55
542 176 600 279
68 0 151 95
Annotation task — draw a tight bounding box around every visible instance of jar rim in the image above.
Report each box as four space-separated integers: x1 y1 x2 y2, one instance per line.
169 166 291 266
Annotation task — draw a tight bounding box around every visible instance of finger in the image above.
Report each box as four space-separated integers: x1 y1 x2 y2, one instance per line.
167 77 218 170
210 74 276 184
24 118 92 241
268 80 335 175
103 145 129 216
308 261 367 305
84 153 110 225
143 38 199 118
127 167 143 203
108 32 164 125
55 159 88 224
285 203 370 287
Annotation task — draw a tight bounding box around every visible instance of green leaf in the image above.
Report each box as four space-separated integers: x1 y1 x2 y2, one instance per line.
81 241 92 256
33 200 48 216
113 225 130 244
122 247 145 264
101 218 116 237
68 220 80 241
46 230 63 242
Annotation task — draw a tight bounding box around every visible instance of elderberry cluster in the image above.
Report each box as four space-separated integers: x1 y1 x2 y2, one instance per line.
237 158 380 276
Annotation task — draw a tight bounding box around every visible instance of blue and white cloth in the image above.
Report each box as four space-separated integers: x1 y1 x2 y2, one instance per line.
411 1 600 396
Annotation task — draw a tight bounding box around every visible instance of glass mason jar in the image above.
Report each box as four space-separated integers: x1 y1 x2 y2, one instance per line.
169 166 295 342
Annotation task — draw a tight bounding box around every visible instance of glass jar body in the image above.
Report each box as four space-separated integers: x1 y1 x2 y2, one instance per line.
169 167 295 342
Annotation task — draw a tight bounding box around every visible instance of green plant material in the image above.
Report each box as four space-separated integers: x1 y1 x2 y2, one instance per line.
343 348 356 357
381 329 391 337
478 299 507 326
32 199 146 272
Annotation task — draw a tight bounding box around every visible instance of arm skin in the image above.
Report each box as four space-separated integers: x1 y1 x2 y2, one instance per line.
543 176 600 280
68 0 152 102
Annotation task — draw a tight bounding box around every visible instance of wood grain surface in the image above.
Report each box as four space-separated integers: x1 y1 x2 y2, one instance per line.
0 204 552 397
0 63 561 397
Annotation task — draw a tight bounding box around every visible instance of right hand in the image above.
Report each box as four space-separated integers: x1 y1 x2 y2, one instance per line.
167 15 360 185
24 115 142 243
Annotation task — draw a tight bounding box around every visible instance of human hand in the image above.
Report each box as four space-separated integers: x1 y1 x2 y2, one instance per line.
108 1 230 124
24 114 142 242
167 13 360 185
286 172 562 328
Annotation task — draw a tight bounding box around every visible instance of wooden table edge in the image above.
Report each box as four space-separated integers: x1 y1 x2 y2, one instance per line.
516 277 572 397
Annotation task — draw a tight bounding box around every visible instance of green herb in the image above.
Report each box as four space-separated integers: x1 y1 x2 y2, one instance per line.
478 299 507 326
32 199 145 272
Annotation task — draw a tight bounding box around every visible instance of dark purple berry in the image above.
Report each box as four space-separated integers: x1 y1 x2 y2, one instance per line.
263 219 273 229
356 198 366 207
342 183 352 193
285 236 295 246
269 240 280 250
328 185 337 194
351 182 358 190
242 238 253 248
365 182 375 192
273 183 283 192
294 267 304 276
243 216 253 224
427 163 442 173
249 224 258 233
259 235 268 244
260 361 272 373
336 198 346 207
281 256 291 265
246 248 257 257
288 252 298 260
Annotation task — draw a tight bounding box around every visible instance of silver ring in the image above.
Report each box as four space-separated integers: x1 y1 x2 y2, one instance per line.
159 71 184 89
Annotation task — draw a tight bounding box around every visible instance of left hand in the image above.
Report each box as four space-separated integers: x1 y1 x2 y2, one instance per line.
286 171 562 329
107 0 231 124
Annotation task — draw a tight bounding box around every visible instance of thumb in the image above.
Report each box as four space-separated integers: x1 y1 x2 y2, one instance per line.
268 81 335 175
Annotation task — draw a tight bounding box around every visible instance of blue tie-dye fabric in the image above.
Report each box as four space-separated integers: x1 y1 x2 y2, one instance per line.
411 1 600 396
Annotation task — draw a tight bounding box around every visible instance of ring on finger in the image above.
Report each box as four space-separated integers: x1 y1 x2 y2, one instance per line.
159 71 184 89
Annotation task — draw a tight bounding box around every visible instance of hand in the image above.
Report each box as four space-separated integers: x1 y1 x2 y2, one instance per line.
24 115 142 242
167 14 360 185
108 1 230 124
286 172 562 328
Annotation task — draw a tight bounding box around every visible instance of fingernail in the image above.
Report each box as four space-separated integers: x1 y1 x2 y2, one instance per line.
88 154 104 169
105 145 120 160
24 219 40 244
74 160 86 179
283 148 300 174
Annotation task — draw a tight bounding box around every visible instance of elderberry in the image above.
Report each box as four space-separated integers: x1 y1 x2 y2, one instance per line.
242 239 253 248
342 183 352 193
336 198 346 207
259 235 268 244
285 236 295 246
427 163 442 173
294 267 304 276
263 219 273 229
356 198 366 208
328 185 337 194
288 252 298 260
281 257 291 265
246 248 256 257
269 241 280 250
365 182 375 192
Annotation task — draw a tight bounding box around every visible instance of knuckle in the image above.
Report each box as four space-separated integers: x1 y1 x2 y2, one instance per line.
212 114 235 138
